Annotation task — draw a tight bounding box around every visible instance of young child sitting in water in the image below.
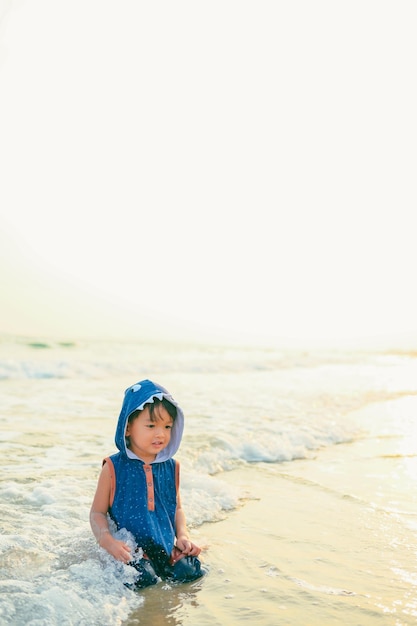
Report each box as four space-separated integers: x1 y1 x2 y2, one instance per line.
90 379 204 588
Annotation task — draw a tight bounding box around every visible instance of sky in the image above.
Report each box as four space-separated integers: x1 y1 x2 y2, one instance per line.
0 0 416 348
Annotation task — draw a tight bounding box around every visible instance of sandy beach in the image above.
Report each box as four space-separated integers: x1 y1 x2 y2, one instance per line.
2 339 417 626
2 0 417 619
124 397 417 626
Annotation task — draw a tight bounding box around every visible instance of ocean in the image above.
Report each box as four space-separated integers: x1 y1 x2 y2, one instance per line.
1 335 417 625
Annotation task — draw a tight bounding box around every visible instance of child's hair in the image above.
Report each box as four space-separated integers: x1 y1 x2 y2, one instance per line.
128 397 177 425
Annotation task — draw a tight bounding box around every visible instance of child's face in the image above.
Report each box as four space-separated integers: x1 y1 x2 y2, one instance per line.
125 404 173 463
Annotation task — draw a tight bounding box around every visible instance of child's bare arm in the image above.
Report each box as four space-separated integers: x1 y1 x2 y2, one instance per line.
90 463 132 563
175 493 201 556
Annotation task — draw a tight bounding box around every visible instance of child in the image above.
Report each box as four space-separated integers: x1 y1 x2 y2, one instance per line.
90 379 204 588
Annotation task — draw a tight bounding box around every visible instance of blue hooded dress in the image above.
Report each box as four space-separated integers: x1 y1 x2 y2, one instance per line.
104 380 184 564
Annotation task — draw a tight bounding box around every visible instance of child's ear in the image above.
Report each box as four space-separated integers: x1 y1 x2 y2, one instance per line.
125 423 131 436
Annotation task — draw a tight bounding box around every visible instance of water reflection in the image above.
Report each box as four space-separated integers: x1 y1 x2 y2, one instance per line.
123 578 204 626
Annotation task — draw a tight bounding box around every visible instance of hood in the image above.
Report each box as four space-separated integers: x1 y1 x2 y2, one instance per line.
114 379 184 463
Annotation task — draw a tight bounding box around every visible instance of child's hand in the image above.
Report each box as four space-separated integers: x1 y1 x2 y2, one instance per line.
100 533 132 563
176 536 201 557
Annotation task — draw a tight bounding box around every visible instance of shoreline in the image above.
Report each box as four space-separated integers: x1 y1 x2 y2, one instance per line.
123 399 417 626
122 463 368 626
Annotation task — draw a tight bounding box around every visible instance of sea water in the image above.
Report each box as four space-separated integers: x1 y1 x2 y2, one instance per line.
1 336 417 625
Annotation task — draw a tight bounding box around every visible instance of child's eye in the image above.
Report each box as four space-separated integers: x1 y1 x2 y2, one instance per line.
165 424 172 430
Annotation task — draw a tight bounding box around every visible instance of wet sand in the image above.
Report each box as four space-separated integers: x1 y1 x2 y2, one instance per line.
123 397 417 626
126 402 416 626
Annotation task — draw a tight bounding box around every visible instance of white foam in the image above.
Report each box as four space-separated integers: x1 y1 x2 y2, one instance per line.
181 473 241 526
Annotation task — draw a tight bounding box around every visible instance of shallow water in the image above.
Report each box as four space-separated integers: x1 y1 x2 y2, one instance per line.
1 336 417 625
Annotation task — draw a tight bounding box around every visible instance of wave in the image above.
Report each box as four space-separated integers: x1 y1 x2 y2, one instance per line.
2 334 412 380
